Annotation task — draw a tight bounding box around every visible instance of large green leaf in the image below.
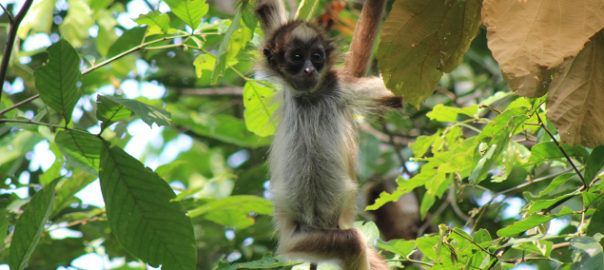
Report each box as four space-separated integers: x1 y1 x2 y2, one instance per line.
378 0 482 107
99 145 196 269
8 179 58 270
528 142 590 164
427 104 478 122
98 96 171 127
570 236 604 270
55 130 103 175
135 11 171 35
243 80 279 137
96 95 133 128
188 195 273 229
107 26 147 58
164 0 208 29
496 214 553 237
585 145 604 182
377 239 416 258
587 199 604 236
35 39 81 123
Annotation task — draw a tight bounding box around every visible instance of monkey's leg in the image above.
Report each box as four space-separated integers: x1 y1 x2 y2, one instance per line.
281 228 371 270
367 248 390 270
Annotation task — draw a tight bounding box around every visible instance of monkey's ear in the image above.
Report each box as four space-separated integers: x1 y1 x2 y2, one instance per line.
325 39 335 54
255 0 287 35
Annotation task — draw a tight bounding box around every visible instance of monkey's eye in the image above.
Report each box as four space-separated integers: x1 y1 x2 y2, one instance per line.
291 52 304 62
311 52 324 63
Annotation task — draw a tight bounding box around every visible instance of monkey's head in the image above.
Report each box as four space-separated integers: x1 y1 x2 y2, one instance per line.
262 21 335 92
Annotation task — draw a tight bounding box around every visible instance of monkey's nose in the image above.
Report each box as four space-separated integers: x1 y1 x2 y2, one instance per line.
304 67 313 74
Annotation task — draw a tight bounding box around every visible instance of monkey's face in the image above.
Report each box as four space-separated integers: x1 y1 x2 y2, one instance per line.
262 21 333 92
282 40 326 91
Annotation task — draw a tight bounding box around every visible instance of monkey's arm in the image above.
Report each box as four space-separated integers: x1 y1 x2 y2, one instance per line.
338 73 403 111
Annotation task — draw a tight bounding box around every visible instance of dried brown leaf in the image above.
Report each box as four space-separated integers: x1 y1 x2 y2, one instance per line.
482 0 604 96
378 0 482 107
547 31 604 147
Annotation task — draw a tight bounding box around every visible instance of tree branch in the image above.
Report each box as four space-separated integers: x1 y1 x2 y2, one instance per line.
343 0 387 77
180 87 243 96
0 0 34 103
536 113 587 190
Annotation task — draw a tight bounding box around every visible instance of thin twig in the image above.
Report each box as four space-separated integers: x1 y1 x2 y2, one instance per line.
81 35 187 75
180 87 243 96
0 3 14 23
535 113 587 190
448 227 497 258
448 186 469 222
498 169 573 195
0 93 40 117
0 0 34 102
0 34 188 116
0 118 90 135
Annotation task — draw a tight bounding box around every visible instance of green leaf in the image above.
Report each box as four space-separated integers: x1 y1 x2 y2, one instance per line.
243 80 279 136
17 0 55 38
525 193 576 215
164 0 208 29
410 133 437 158
171 110 271 148
587 199 604 236
0 131 41 167
135 11 170 35
0 209 8 249
378 239 417 257
427 104 478 122
99 96 171 127
585 145 604 182
416 235 440 261
378 0 482 107
570 236 604 270
52 171 96 216
211 2 245 84
420 192 436 219
470 107 529 183
537 173 574 198
107 26 147 58
528 142 590 164
99 145 196 270
35 40 81 123
55 130 103 175
193 54 216 78
188 195 272 229
496 214 553 237
58 0 94 48
96 95 133 128
295 0 319 21
8 179 58 270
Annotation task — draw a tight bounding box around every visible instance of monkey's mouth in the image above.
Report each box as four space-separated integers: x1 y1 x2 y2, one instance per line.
290 75 318 91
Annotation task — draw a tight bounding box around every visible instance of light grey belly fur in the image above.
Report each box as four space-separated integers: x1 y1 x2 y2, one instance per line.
269 90 358 231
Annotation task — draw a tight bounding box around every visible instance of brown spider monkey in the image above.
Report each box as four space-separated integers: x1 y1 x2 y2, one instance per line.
256 1 400 269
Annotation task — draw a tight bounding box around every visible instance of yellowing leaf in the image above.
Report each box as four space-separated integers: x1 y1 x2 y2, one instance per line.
482 0 604 96
378 0 482 107
547 31 604 147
